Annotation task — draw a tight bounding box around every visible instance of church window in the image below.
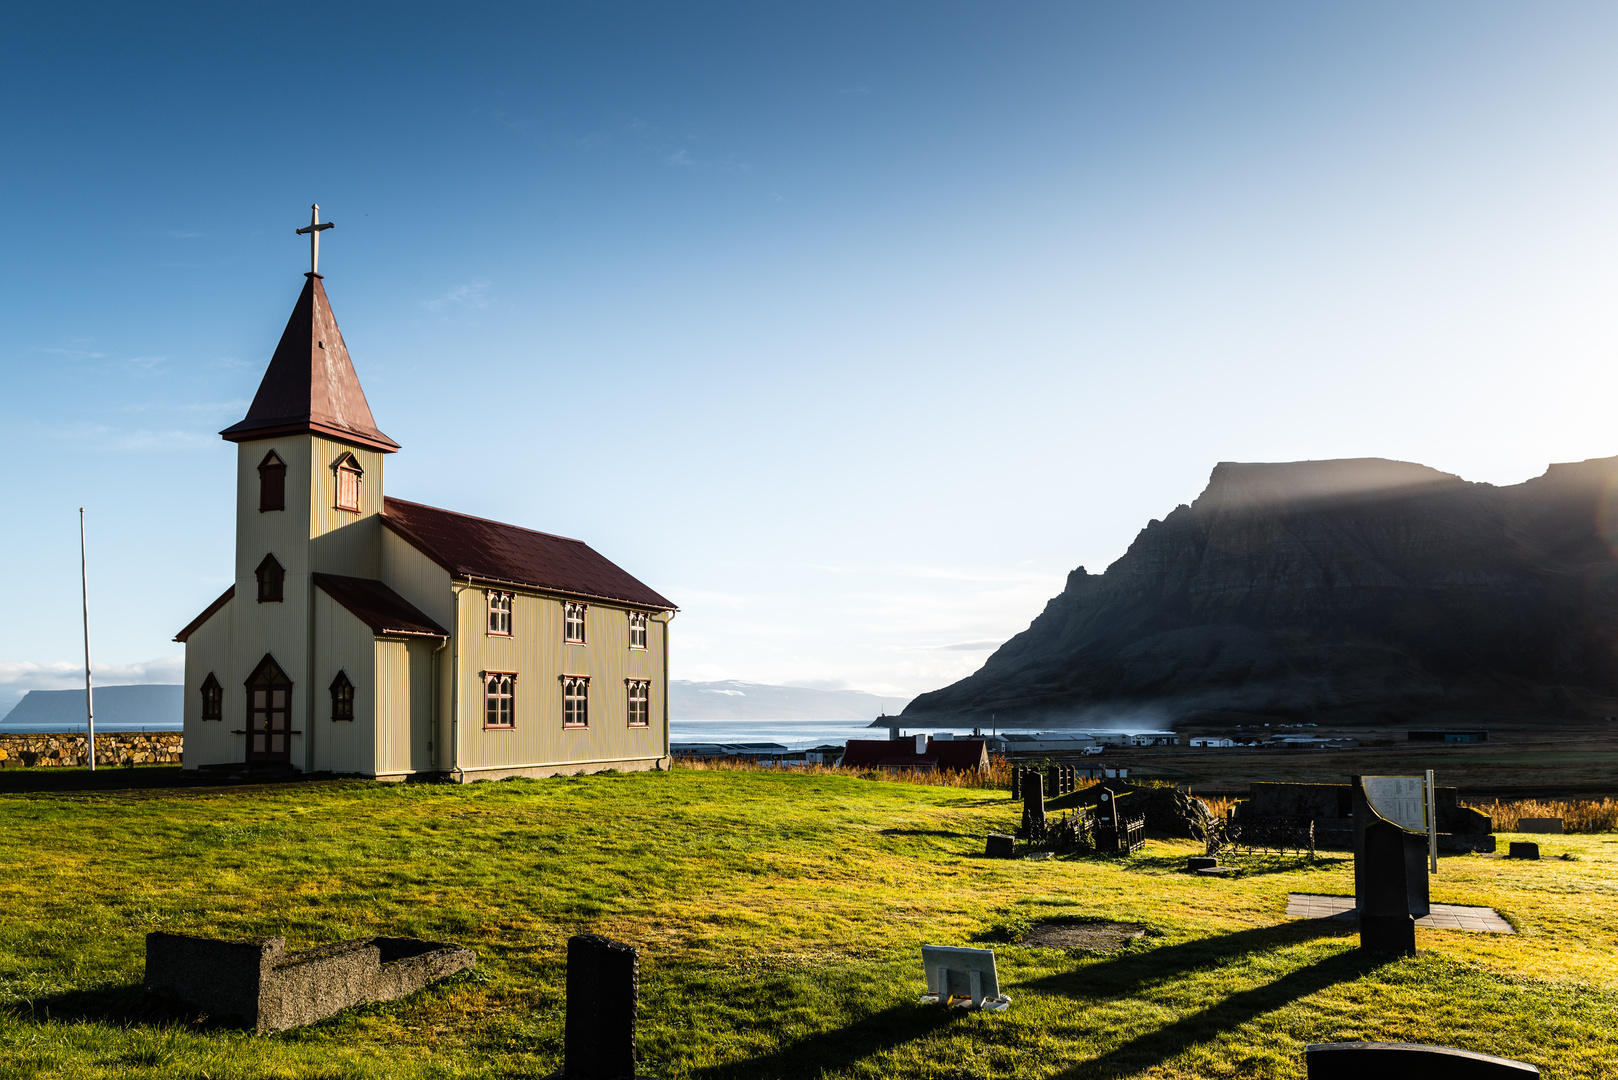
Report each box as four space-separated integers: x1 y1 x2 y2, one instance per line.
333 452 363 513
628 611 648 650
330 671 355 721
200 672 223 720
256 553 285 603
483 672 515 729
564 602 587 644
562 675 589 727
626 680 650 727
487 591 513 636
258 450 286 512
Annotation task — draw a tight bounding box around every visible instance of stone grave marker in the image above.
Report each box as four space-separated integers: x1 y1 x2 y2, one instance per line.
1518 817 1562 834
985 833 1016 859
1352 775 1431 955
562 934 640 1079
1507 841 1540 860
1021 770 1046 840
1306 1041 1539 1078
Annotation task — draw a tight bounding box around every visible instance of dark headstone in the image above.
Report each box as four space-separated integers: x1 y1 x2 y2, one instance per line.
985 833 1016 858
564 935 639 1079
1046 766 1060 803
1187 856 1218 871
1508 841 1540 860
1518 817 1562 834
1021 771 1046 839
1010 768 1021 800
1353 777 1422 955
1306 1041 1539 1078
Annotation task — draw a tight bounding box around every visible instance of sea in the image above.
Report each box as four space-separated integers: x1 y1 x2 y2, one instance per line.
0 718 1023 745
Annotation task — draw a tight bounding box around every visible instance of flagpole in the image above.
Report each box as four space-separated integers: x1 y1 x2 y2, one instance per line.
80 508 96 771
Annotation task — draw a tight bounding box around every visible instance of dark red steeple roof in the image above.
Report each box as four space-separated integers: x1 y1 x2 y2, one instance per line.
220 275 400 453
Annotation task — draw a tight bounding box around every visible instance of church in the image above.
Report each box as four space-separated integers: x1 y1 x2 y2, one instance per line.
175 210 676 780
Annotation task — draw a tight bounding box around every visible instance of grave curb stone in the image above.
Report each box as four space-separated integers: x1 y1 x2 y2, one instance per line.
1186 856 1218 871
1305 1041 1539 1078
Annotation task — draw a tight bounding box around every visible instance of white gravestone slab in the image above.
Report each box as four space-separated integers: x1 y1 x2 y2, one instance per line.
919 946 1011 1011
1362 775 1427 833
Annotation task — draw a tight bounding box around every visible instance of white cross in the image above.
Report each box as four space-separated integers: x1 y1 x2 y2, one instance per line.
295 204 335 275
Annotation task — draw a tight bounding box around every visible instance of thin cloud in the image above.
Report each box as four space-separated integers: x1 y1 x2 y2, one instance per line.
33 346 107 360
423 280 492 311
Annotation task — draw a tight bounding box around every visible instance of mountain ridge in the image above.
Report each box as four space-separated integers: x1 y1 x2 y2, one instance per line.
902 456 1618 727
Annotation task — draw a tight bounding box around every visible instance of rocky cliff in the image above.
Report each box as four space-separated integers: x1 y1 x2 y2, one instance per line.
904 457 1618 727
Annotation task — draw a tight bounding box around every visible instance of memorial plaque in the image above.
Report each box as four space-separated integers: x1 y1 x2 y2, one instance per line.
1361 775 1427 833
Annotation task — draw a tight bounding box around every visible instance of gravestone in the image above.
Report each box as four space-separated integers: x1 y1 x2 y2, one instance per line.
1187 856 1218 871
563 934 639 1079
1517 817 1562 834
1507 841 1540 860
1021 771 1046 840
985 833 1016 859
1352 776 1430 955
1046 766 1061 803
1010 767 1020 800
1306 1041 1539 1078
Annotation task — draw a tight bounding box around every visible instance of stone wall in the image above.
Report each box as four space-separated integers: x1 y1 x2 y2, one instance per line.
0 731 183 768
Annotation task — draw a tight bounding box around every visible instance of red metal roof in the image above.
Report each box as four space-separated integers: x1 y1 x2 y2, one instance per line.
174 585 235 643
220 274 400 453
313 574 449 638
840 738 989 772
381 497 677 611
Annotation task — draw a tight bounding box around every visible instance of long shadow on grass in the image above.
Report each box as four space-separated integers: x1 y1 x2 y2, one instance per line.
1020 915 1356 1001
3 983 212 1028
1022 918 1388 1079
690 1001 960 1080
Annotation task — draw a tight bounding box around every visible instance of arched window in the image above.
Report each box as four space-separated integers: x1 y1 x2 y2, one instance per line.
483 672 515 729
330 671 355 721
200 672 223 721
258 450 286 512
333 452 363 513
256 553 285 603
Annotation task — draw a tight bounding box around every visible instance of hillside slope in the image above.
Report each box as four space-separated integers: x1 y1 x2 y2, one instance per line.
903 457 1618 726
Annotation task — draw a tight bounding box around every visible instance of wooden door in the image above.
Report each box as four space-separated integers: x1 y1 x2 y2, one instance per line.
245 655 293 764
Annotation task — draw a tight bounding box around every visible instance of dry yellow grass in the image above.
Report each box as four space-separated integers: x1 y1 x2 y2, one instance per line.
1465 797 1618 833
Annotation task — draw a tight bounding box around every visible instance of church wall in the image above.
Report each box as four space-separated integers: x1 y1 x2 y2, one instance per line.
379 526 455 630
374 637 437 778
307 435 384 580
236 437 313 585
452 591 670 778
311 591 378 776
181 595 236 768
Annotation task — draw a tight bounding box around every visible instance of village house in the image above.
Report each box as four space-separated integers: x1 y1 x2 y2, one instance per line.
175 212 676 780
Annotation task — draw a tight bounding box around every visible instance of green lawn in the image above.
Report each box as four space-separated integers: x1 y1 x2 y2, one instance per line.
1 768 1614 1079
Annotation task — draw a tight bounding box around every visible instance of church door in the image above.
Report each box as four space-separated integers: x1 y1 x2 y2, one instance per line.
245 655 293 764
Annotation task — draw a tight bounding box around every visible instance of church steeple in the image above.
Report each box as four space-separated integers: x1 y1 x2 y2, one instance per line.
220 207 399 453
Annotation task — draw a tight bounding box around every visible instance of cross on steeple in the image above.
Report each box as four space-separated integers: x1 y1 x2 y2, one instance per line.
295 204 335 276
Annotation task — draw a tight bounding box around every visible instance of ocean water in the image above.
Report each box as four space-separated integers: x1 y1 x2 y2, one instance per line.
0 721 181 734
0 718 1012 746
669 718 1024 750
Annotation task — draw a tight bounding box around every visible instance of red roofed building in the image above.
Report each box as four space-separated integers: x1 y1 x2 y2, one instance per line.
840 737 990 773
177 229 675 781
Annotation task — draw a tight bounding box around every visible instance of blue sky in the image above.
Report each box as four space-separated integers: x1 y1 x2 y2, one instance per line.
6 2 1618 711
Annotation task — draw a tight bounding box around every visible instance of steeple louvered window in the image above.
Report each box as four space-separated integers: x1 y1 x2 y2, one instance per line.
258 450 286 512
256 553 285 603
333 452 363 513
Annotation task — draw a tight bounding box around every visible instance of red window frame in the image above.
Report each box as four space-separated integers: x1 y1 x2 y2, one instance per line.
483 671 516 729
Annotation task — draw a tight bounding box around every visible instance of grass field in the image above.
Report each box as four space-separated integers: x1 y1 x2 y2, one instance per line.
2 767 1615 1079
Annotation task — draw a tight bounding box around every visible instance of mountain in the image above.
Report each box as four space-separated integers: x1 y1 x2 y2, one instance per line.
902 457 1618 728
671 680 909 720
1 684 183 728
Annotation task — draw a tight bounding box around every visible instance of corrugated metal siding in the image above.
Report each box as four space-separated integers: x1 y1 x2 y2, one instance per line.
373 636 435 776
181 594 236 767
455 592 667 772
312 591 377 775
380 527 455 629
308 435 382 579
